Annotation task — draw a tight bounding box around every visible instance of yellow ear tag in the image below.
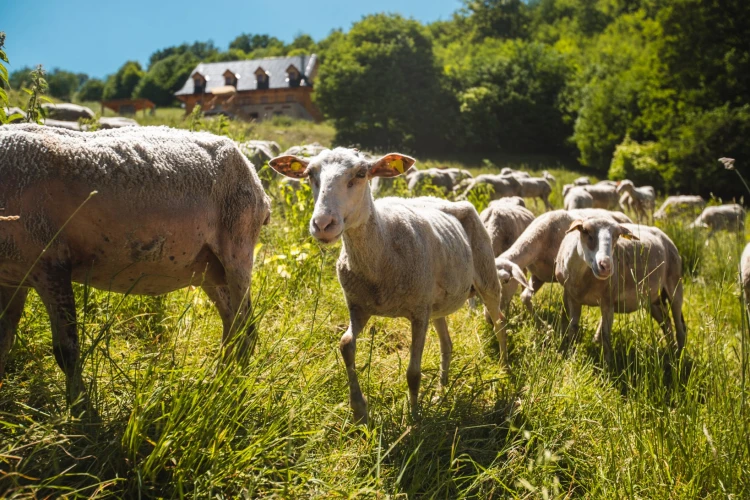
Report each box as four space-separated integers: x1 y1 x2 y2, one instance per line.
390 158 404 174
290 161 302 171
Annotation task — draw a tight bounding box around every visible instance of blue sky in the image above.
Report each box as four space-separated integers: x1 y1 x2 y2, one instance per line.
3 0 462 79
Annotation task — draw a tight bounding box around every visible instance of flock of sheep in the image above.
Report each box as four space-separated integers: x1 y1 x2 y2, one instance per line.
0 123 746 425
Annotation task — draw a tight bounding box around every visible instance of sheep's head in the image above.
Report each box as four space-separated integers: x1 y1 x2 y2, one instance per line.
615 179 634 194
269 148 415 244
565 218 638 280
494 257 532 306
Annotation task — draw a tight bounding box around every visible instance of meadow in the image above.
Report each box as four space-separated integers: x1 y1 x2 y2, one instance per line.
1 114 749 498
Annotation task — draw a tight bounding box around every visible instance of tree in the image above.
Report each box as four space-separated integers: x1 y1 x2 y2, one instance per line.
228 33 286 54
9 66 32 90
288 34 316 55
148 41 218 68
134 52 198 106
103 61 144 100
46 68 82 100
315 14 453 152
77 78 105 102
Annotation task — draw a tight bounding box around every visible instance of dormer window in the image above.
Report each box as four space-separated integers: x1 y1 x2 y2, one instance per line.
223 69 238 87
255 67 269 90
193 72 206 94
286 65 301 88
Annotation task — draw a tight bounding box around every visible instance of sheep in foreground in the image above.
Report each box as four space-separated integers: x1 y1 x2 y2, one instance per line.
689 204 746 238
654 195 706 220
480 201 536 257
616 180 656 223
269 148 505 425
564 185 594 210
582 184 619 210
555 217 685 365
0 124 272 404
494 209 633 322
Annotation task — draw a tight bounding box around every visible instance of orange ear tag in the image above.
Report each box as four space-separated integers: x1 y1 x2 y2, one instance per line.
390 158 404 174
290 161 302 171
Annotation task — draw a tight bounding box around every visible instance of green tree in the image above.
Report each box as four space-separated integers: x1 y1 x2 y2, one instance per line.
148 41 218 68
77 78 105 102
315 14 453 152
134 52 197 106
103 61 144 100
229 33 286 54
9 65 32 90
46 68 82 100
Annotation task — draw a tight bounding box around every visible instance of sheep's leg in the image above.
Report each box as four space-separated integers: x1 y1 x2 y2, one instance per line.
223 263 255 358
0 286 29 380
432 317 452 388
34 267 84 406
521 275 545 315
407 311 430 420
649 300 672 340
543 195 553 211
340 306 371 425
599 306 615 367
202 285 233 342
561 292 581 351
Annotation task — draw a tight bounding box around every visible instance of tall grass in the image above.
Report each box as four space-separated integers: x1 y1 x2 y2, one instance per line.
1 122 749 497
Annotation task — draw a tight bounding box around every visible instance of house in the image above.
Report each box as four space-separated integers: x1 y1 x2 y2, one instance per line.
174 55 322 122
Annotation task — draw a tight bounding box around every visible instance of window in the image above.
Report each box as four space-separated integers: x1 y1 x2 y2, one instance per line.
286 65 301 87
193 75 206 94
249 112 259 120
255 67 269 90
223 70 238 87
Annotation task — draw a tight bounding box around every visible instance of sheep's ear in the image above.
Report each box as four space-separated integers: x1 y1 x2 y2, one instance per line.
369 153 416 178
566 220 584 234
619 225 639 240
511 266 532 290
269 155 309 179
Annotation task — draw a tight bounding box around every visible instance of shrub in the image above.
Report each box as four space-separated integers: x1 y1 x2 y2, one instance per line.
607 136 669 189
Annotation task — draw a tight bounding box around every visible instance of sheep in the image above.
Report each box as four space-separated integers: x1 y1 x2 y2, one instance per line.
742 243 750 311
461 174 522 201
494 209 633 323
555 217 685 366
0 124 272 405
407 168 457 193
689 204 746 238
493 196 526 207
564 185 594 210
480 200 536 257
268 148 505 424
654 195 706 220
616 179 656 223
573 176 591 186
515 177 554 211
443 167 473 185
582 184 619 210
542 171 556 184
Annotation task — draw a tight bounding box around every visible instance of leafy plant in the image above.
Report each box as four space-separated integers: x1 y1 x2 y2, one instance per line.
466 182 494 214
23 65 50 124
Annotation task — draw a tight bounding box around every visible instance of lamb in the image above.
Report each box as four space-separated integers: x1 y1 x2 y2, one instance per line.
616 179 656 223
564 185 594 210
654 195 706 220
689 204 746 237
555 217 685 366
0 124 272 405
480 200 536 256
269 148 505 424
582 184 619 210
494 209 632 323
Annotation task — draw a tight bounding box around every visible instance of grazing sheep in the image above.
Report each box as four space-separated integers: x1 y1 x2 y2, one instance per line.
501 167 526 176
582 184 620 210
564 186 594 210
616 180 656 223
494 209 633 322
269 148 505 424
690 204 746 238
516 177 554 211
742 243 750 311
407 168 457 193
555 217 685 365
654 195 706 220
573 176 591 186
461 174 522 201
443 168 473 185
0 124 272 405
480 201 536 257
542 171 556 184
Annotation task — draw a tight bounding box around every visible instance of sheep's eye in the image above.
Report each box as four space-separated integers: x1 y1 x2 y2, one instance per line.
356 170 367 179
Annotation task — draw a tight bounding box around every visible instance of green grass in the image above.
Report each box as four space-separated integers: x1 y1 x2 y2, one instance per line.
1 119 749 498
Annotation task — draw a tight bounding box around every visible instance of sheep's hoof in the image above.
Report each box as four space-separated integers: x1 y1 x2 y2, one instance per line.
350 395 369 426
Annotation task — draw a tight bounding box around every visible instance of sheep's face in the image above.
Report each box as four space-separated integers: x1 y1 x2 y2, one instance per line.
566 218 638 280
615 180 634 194
269 148 415 244
494 257 532 304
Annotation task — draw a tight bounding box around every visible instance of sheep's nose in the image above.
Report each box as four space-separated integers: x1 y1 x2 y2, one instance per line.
310 213 341 242
597 256 612 275
312 214 336 233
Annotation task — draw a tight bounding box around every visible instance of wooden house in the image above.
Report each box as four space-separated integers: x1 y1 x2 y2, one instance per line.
174 55 322 122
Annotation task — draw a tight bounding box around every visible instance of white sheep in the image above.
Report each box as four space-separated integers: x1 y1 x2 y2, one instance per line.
407 168 460 194
0 124 272 405
480 200 536 257
461 174 522 201
582 184 620 210
494 209 633 321
516 177 554 211
555 217 685 365
564 185 594 210
654 195 706 220
690 204 746 238
269 148 505 425
616 179 656 223
573 176 591 186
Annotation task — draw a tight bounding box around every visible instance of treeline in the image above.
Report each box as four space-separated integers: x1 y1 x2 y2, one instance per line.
6 0 750 197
